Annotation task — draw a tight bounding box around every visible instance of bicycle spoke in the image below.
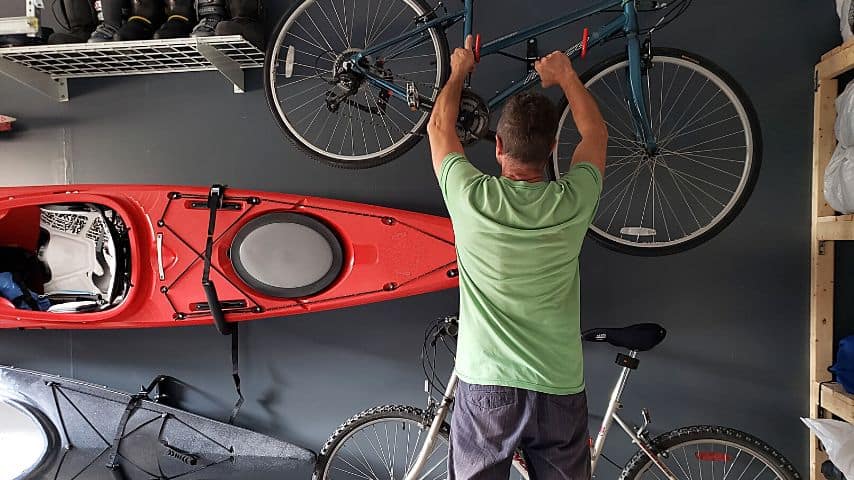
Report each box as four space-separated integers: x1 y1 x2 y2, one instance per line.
658 148 742 178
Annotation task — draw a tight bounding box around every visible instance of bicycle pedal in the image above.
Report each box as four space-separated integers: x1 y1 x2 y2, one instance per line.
405 82 420 111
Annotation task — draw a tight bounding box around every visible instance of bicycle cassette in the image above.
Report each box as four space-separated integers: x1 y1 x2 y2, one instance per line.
456 90 490 145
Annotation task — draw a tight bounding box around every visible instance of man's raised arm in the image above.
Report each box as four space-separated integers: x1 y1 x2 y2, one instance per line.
535 52 607 177
427 35 476 177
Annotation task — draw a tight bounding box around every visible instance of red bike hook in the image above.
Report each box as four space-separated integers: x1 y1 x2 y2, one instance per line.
474 33 482 63
581 28 590 59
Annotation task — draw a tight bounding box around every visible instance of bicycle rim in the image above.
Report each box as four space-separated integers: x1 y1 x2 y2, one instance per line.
266 0 446 166
630 439 792 480
553 51 758 253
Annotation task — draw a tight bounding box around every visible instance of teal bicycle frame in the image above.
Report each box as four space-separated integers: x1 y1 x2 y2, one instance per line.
349 0 659 153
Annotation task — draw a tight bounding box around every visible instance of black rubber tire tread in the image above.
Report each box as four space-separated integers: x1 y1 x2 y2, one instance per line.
549 47 762 256
264 0 450 170
314 404 450 480
619 425 801 480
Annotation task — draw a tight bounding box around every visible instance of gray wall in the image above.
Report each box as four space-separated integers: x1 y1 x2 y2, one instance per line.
0 0 846 478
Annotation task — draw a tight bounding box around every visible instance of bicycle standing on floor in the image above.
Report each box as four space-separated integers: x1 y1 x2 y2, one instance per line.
314 315 800 480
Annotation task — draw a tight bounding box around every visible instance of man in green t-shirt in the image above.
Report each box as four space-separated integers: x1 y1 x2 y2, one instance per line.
426 36 607 480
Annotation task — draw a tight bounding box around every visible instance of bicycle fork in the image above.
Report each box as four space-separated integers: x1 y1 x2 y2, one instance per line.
403 372 459 480
623 1 659 155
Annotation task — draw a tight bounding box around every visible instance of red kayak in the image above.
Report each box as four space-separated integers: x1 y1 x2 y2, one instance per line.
0 184 457 330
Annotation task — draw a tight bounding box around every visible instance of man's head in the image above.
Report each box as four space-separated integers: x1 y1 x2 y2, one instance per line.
495 92 560 170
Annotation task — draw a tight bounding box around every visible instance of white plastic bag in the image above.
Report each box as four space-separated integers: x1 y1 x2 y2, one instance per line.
825 145 854 214
802 418 854 480
836 81 854 147
838 0 854 41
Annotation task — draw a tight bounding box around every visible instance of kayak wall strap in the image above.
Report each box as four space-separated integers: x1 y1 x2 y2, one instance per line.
202 184 233 336
229 325 244 424
203 185 243 424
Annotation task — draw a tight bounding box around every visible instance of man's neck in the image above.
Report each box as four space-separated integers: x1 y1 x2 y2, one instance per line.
500 160 545 183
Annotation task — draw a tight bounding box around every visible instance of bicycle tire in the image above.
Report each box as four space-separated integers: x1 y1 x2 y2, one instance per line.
619 425 800 480
264 0 450 169
314 404 450 480
550 47 762 256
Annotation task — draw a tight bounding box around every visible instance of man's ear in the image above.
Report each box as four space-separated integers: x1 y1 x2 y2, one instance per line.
550 138 557 156
496 134 504 157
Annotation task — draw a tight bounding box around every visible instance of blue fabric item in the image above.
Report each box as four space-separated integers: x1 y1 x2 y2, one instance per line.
0 271 49 311
831 335 854 394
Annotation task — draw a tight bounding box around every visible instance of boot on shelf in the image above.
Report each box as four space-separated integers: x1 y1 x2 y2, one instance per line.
215 0 264 48
49 0 97 44
153 0 196 38
191 0 226 37
114 0 165 41
89 0 128 42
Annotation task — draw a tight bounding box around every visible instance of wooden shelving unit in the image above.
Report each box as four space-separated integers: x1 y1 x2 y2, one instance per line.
811 39 854 480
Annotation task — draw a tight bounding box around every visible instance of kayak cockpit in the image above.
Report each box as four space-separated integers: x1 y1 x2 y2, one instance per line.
0 203 131 314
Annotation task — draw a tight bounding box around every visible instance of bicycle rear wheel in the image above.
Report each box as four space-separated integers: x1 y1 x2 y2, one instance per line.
620 426 800 480
265 0 449 169
551 48 761 255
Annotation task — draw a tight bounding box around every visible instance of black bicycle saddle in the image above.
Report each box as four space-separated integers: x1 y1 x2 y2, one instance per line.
581 323 667 352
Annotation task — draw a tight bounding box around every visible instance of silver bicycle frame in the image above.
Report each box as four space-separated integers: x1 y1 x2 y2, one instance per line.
403 351 679 480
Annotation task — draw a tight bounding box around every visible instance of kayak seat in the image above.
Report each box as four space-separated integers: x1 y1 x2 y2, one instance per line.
230 212 344 299
39 204 117 305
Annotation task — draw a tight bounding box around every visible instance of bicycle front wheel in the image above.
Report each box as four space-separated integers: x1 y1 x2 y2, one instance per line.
315 405 451 480
316 405 530 480
551 48 761 255
265 0 449 169
620 426 800 480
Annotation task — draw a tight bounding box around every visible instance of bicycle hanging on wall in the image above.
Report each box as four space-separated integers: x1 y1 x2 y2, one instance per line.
264 0 761 255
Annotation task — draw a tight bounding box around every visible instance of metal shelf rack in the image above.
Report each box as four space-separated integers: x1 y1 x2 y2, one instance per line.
810 38 854 480
0 35 264 101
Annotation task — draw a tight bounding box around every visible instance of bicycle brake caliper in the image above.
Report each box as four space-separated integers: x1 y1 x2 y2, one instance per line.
641 37 653 74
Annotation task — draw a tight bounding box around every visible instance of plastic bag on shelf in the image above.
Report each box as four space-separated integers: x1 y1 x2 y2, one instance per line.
824 145 854 214
802 418 854 480
836 81 854 147
837 0 854 41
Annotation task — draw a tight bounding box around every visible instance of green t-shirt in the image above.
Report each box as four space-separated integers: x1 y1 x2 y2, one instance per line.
439 153 602 395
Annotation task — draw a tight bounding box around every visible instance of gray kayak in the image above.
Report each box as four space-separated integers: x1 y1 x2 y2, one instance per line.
0 365 315 480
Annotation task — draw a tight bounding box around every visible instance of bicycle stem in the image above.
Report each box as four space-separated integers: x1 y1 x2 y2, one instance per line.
404 372 459 480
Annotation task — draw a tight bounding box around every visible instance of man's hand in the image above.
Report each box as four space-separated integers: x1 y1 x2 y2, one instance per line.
534 51 576 88
450 35 476 78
